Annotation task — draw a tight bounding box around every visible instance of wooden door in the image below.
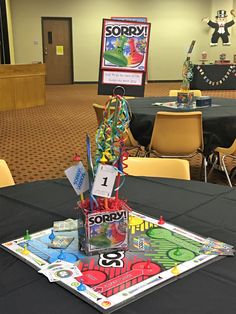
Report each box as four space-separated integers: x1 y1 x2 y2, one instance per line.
42 18 73 84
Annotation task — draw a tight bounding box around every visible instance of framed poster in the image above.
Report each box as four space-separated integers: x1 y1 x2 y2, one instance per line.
111 17 147 22
101 19 150 72
98 18 151 96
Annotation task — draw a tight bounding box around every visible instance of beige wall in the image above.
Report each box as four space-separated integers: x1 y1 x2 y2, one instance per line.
10 0 236 81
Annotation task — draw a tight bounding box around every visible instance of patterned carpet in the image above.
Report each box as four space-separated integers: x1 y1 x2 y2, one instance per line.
0 83 235 186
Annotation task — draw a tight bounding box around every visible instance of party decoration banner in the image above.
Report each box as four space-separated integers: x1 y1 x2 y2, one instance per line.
98 18 151 96
195 64 236 86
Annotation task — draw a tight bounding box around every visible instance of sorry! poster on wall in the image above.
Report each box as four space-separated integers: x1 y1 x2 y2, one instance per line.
98 19 151 97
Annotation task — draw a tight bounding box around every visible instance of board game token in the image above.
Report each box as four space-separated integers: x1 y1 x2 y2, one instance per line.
174 247 181 256
24 230 31 241
49 229 56 242
171 263 180 275
22 244 30 255
158 215 165 225
57 249 66 260
77 279 86 291
168 248 195 262
144 259 151 269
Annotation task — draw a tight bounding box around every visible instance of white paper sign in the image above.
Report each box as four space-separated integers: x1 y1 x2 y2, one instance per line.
64 162 89 195
103 71 143 86
92 164 117 198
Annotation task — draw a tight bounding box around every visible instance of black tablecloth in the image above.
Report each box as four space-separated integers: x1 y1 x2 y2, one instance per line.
190 64 236 90
129 96 236 156
1 178 236 314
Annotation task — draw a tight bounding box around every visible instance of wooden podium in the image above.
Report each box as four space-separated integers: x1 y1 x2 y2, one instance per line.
0 63 46 111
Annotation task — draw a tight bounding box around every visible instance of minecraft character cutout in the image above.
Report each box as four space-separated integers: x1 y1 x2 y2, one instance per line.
202 9 235 46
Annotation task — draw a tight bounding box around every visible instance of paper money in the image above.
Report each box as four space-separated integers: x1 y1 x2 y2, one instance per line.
53 218 78 232
48 236 74 249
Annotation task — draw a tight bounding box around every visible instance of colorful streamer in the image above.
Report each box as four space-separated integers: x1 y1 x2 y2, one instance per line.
94 95 130 169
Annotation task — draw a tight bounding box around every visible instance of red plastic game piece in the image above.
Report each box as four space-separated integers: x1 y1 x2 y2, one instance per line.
73 153 81 162
144 259 151 269
158 215 165 225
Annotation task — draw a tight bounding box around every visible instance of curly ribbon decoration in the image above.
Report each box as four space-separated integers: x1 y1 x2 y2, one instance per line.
181 59 194 90
95 95 130 169
92 94 131 210
121 147 129 176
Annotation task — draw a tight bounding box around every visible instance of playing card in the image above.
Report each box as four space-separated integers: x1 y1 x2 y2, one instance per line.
38 260 82 282
200 237 235 256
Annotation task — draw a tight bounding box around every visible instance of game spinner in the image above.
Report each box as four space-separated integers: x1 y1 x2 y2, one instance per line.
1 210 223 313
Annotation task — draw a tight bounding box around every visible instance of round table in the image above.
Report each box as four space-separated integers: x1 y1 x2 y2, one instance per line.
0 177 236 314
128 96 236 156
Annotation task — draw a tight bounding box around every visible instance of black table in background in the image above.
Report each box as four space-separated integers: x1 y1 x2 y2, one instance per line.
190 64 236 90
128 96 236 156
0 178 236 314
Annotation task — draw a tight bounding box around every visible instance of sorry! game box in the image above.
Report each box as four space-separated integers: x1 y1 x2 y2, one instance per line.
1 211 223 313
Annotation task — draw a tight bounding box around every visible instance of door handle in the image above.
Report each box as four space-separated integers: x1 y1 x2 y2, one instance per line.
44 48 48 55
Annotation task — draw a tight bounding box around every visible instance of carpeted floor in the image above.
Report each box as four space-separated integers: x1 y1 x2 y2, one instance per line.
0 82 235 186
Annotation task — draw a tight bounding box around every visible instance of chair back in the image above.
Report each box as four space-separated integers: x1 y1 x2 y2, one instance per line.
169 90 202 97
125 128 140 147
208 138 236 187
0 159 15 188
216 139 236 157
125 157 190 180
149 111 204 156
230 139 236 156
92 103 115 126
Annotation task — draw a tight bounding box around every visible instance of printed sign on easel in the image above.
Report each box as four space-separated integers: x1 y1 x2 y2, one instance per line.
98 18 151 97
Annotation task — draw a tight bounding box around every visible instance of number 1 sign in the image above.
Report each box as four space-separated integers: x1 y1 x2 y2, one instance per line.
92 164 117 198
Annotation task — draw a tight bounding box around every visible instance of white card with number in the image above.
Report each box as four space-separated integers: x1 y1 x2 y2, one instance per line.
64 162 89 195
92 164 117 198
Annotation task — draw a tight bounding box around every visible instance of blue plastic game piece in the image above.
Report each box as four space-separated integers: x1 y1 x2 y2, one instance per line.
57 249 66 260
49 229 56 242
77 279 86 291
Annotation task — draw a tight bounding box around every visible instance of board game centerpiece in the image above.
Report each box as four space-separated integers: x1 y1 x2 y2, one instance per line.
77 91 131 255
176 40 195 108
177 91 194 106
